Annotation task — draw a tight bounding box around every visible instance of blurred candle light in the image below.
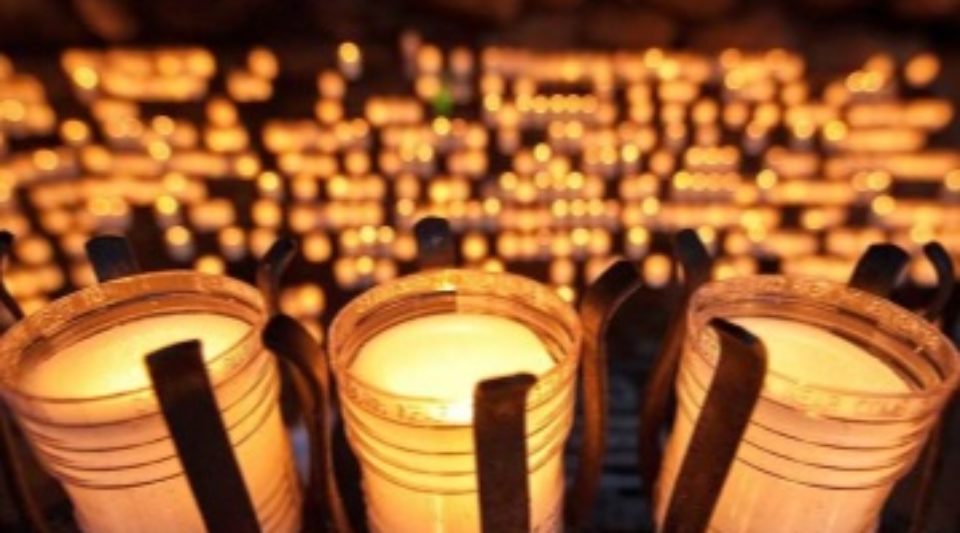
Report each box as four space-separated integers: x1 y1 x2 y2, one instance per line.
219 226 247 261
338 42 363 80
194 254 226 275
318 70 346 99
165 225 195 262
644 253 672 288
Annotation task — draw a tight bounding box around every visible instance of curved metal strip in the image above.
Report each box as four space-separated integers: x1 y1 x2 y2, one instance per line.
473 374 536 533
640 229 713 495
0 403 50 533
414 216 456 270
566 259 643 529
848 243 909 298
146 341 261 533
920 241 955 322
905 241 956 533
661 318 767 533
257 236 298 316
85 234 141 282
0 230 24 331
263 314 354 533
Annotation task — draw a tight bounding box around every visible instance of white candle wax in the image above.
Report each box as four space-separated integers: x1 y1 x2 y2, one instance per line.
347 313 565 532
657 316 911 533
20 313 246 398
13 311 301 532
730 317 908 393
354 314 553 402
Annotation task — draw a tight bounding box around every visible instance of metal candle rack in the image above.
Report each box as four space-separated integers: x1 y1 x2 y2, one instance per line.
0 217 956 533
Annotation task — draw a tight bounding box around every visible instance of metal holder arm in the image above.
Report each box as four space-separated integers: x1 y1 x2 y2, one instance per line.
0 230 48 533
146 341 261 533
263 314 354 533
85 234 141 282
566 259 644 529
414 216 456 270
903 241 956 533
848 243 909 298
0 402 49 533
473 374 536 533
0 230 24 332
257 236 298 316
919 242 955 323
661 319 767 533
640 229 713 495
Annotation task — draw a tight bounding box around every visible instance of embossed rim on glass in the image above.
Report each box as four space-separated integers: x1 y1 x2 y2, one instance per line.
0 271 266 425
329 268 582 428
686 275 960 422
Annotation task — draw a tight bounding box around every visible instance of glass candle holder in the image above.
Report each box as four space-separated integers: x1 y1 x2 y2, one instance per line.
0 271 301 533
655 275 960 533
329 269 581 533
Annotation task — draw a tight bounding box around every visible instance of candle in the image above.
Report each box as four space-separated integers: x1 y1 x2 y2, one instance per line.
330 270 580 533
0 272 302 532
655 276 960 533
353 313 553 408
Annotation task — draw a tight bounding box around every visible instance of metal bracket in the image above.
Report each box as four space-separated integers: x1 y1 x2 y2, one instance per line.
566 259 644 529
474 374 535 533
661 318 767 533
904 241 956 533
146 341 261 533
0 402 49 533
263 314 354 533
85 234 141 283
256 237 298 316
848 243 909 298
0 230 24 332
640 229 713 496
414 216 455 270
919 242 955 322
0 231 46 533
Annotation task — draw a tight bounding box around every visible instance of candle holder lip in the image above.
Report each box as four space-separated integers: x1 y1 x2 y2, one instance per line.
328 268 582 423
0 270 266 404
339 381 575 450
687 275 960 408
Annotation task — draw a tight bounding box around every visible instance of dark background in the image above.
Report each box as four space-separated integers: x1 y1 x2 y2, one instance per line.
2 0 960 58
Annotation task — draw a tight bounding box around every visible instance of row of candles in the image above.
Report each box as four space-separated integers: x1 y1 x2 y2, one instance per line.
0 39 957 533
0 228 955 532
0 42 955 313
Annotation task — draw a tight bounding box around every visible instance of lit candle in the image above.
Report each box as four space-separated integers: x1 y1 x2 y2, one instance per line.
0 272 302 532
330 270 580 533
656 277 960 533
354 314 553 408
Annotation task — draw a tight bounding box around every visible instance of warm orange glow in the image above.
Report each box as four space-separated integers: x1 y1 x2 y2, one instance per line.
338 42 361 64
